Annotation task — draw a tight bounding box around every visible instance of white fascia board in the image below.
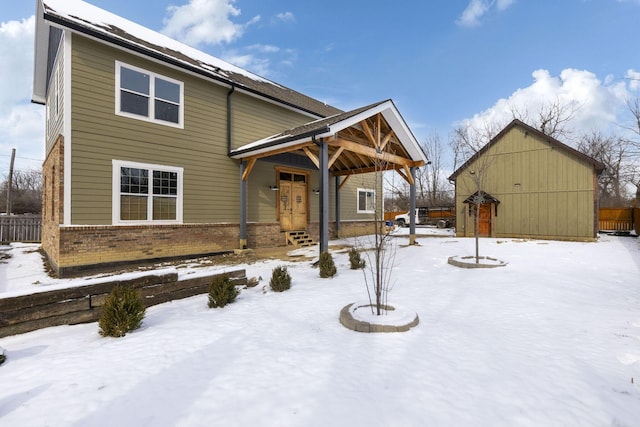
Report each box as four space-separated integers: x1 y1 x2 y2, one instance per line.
32 0 49 103
326 100 427 163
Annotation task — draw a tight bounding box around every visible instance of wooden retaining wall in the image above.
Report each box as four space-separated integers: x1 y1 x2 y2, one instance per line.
0 268 246 338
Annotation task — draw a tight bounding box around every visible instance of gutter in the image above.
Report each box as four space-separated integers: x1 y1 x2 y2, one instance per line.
229 127 330 158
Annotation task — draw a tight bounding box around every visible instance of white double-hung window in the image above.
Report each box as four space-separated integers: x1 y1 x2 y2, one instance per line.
112 160 183 224
115 61 183 127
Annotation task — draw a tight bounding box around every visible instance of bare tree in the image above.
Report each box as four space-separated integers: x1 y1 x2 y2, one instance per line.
0 169 42 214
358 144 398 315
417 133 454 206
578 130 638 206
449 122 498 263
510 98 579 141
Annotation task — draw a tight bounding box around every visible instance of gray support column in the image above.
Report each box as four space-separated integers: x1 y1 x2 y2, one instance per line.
409 166 417 245
319 139 329 253
239 161 248 249
334 176 341 237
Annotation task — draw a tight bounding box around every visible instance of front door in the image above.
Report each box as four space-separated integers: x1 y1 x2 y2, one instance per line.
278 171 308 231
478 203 491 236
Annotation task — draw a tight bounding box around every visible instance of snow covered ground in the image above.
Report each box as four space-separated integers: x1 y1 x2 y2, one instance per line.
1 233 640 426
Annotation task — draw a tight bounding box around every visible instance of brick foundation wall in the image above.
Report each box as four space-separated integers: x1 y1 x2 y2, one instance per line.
41 135 64 270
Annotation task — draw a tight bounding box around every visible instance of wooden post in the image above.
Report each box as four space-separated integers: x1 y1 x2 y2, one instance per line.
6 148 15 214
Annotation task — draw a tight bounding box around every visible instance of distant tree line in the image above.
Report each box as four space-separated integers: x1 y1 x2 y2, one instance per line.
1 169 42 214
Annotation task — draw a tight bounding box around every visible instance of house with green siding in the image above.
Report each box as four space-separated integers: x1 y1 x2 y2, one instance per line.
32 0 427 276
449 120 605 241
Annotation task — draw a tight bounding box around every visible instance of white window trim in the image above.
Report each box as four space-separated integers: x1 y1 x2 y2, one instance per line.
115 61 184 129
357 187 376 214
112 159 184 225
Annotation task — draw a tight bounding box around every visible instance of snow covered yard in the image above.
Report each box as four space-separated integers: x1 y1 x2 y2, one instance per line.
1 234 639 426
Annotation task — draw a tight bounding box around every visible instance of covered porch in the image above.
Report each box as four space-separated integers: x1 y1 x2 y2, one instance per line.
229 99 429 253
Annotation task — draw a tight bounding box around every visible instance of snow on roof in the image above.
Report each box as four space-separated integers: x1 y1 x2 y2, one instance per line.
35 0 341 117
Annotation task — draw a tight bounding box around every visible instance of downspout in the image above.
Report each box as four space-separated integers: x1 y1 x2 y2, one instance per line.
227 83 235 154
227 83 247 249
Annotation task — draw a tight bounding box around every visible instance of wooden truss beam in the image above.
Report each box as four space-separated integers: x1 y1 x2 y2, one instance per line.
329 138 423 168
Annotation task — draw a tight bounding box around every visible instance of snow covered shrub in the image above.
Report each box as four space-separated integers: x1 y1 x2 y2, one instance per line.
98 285 146 338
269 265 291 292
348 248 366 270
0 346 6 366
319 251 337 278
208 275 238 308
246 276 261 288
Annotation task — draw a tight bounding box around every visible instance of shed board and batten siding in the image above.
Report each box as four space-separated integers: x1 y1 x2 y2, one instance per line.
455 126 597 240
68 35 317 225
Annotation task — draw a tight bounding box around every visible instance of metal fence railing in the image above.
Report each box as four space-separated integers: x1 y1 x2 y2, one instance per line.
0 214 42 243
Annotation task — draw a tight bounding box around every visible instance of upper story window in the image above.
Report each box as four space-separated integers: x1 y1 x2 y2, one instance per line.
112 160 183 224
357 188 376 214
115 61 184 128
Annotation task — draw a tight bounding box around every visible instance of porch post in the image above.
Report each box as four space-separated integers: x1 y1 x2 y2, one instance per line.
335 176 341 237
319 138 329 253
409 166 417 245
239 161 248 249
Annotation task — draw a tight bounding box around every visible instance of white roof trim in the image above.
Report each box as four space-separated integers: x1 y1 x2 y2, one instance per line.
230 100 427 164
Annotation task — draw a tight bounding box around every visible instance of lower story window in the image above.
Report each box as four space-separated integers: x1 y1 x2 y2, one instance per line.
357 188 376 214
113 160 183 223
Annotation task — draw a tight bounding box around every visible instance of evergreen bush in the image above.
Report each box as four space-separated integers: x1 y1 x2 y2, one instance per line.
98 285 146 338
208 275 238 308
348 248 366 270
269 265 291 292
319 251 337 278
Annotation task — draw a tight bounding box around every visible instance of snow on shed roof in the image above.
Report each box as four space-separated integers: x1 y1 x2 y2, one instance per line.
33 0 341 118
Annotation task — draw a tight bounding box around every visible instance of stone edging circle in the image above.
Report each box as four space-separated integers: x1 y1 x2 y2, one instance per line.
339 303 419 333
447 255 507 269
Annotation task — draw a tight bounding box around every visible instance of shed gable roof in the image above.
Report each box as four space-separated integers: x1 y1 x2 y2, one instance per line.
33 0 341 118
448 119 605 181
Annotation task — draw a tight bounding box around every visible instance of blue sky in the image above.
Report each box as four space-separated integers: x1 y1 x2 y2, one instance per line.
1 0 639 176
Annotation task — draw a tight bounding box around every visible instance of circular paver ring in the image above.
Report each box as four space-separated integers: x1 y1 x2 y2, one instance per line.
447 255 507 269
339 303 419 333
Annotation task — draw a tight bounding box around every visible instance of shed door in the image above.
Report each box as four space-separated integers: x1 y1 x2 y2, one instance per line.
478 204 491 236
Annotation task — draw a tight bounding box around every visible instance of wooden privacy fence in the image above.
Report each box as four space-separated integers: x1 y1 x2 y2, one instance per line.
0 268 246 338
0 214 42 243
598 207 638 234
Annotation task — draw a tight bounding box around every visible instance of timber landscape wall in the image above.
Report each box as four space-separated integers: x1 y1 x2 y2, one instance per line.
0 268 246 338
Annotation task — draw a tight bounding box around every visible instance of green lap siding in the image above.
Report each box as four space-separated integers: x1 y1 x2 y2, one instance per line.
69 35 316 225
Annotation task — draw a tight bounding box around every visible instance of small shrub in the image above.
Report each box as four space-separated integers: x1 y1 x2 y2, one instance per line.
246 276 261 288
319 251 337 278
208 275 238 308
0 346 6 366
269 265 291 292
99 285 146 338
348 248 366 270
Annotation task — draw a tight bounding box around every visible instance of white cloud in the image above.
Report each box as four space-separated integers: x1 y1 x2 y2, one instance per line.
496 0 515 11
460 68 631 142
274 12 295 23
456 0 515 27
162 0 260 47
0 16 45 174
626 69 640 91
